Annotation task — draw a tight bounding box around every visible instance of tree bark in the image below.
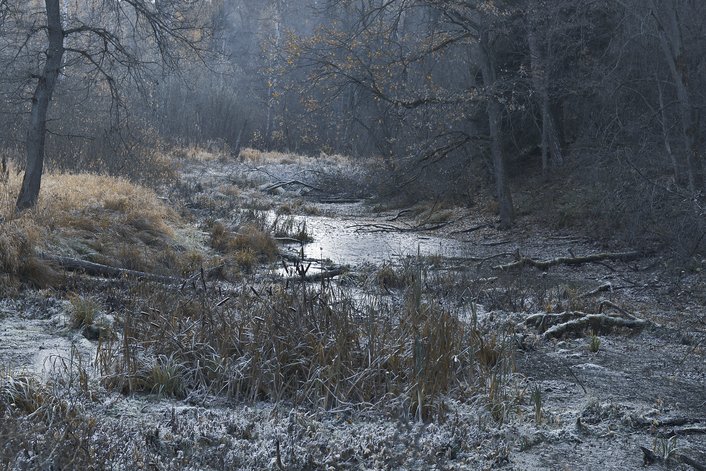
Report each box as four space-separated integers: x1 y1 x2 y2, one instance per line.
478 30 514 229
16 0 64 211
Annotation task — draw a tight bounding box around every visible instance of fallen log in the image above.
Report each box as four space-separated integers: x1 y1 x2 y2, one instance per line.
542 313 649 339
494 251 641 270
262 180 323 193
524 311 588 332
41 254 182 284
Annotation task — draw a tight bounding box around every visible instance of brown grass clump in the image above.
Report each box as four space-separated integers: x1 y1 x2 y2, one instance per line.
172 146 224 162
0 218 58 290
37 173 178 235
209 222 278 262
0 164 201 277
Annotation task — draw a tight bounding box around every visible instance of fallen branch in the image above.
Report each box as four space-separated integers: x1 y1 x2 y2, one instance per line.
541 313 649 339
658 426 706 438
494 251 641 270
598 299 638 320
285 267 348 283
262 180 323 193
579 282 613 298
274 236 307 244
41 254 182 284
387 209 413 222
352 220 454 233
524 312 588 332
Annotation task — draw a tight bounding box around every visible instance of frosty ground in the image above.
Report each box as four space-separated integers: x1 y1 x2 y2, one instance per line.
1 149 705 470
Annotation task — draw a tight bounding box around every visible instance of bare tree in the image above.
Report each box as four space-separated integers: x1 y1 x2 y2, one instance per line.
7 0 210 211
286 0 518 227
649 0 704 192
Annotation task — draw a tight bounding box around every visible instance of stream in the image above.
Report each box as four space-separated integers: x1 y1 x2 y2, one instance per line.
277 204 476 268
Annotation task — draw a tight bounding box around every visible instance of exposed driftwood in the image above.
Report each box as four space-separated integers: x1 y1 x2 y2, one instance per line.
542 313 649 339
41 254 182 284
495 251 641 270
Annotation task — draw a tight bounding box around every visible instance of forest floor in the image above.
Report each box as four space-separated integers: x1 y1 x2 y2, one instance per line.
1 148 705 470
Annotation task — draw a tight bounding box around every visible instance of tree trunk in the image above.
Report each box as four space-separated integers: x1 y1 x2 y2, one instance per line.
656 73 680 182
527 7 563 174
652 2 703 192
16 0 64 211
478 31 514 229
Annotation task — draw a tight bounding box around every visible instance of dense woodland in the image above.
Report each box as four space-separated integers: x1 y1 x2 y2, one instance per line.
1 0 705 257
1 3 705 469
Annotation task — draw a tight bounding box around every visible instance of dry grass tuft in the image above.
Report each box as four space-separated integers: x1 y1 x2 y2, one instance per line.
0 217 58 290
209 221 278 262
0 164 202 278
172 146 224 162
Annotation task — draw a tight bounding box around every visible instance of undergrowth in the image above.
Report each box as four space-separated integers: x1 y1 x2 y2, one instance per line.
95 261 515 422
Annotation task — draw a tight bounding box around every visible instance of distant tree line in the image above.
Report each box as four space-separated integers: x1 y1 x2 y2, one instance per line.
0 0 704 255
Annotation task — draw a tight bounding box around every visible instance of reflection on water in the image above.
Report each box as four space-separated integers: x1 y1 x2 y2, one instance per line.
280 213 474 267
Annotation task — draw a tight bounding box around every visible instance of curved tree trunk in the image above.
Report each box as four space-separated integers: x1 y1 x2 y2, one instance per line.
16 0 64 211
